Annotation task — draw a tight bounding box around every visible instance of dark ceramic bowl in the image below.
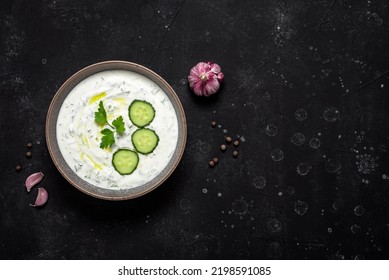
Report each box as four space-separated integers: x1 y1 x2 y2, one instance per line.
46 61 187 200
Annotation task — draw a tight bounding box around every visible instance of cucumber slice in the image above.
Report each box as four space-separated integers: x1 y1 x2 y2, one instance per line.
129 100 155 127
132 128 159 154
112 149 139 175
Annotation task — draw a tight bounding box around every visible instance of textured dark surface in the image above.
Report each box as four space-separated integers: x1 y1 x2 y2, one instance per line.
1 0 389 260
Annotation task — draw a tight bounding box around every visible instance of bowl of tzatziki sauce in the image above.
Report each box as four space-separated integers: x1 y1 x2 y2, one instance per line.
46 61 186 200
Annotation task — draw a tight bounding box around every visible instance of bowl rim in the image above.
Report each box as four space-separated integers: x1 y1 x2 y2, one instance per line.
45 60 187 200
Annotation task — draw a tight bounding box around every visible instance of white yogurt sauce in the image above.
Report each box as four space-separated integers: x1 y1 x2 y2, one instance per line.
56 70 179 189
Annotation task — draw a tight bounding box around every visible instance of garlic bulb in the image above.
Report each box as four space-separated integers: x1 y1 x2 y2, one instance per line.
188 62 224 96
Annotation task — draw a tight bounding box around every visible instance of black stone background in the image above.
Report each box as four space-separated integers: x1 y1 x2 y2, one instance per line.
1 0 388 260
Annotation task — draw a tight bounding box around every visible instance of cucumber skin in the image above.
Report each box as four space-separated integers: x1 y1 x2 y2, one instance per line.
128 100 156 128
131 128 160 155
112 148 139 175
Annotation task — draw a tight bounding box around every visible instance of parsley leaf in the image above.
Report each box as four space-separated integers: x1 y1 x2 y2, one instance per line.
94 101 126 149
112 116 125 134
94 101 108 125
100 128 115 149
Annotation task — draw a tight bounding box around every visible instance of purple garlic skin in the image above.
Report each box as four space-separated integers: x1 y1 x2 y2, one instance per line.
188 62 224 96
30 187 48 207
25 172 44 192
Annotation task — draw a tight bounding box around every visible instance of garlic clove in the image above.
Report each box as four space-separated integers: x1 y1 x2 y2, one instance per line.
194 62 210 75
30 187 49 207
188 66 202 85
217 72 224 82
191 81 206 96
209 62 221 74
25 172 44 192
204 78 220 96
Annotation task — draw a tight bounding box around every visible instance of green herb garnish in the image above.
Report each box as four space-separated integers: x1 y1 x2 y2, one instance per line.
94 101 125 149
94 101 109 126
100 128 115 149
112 116 125 134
